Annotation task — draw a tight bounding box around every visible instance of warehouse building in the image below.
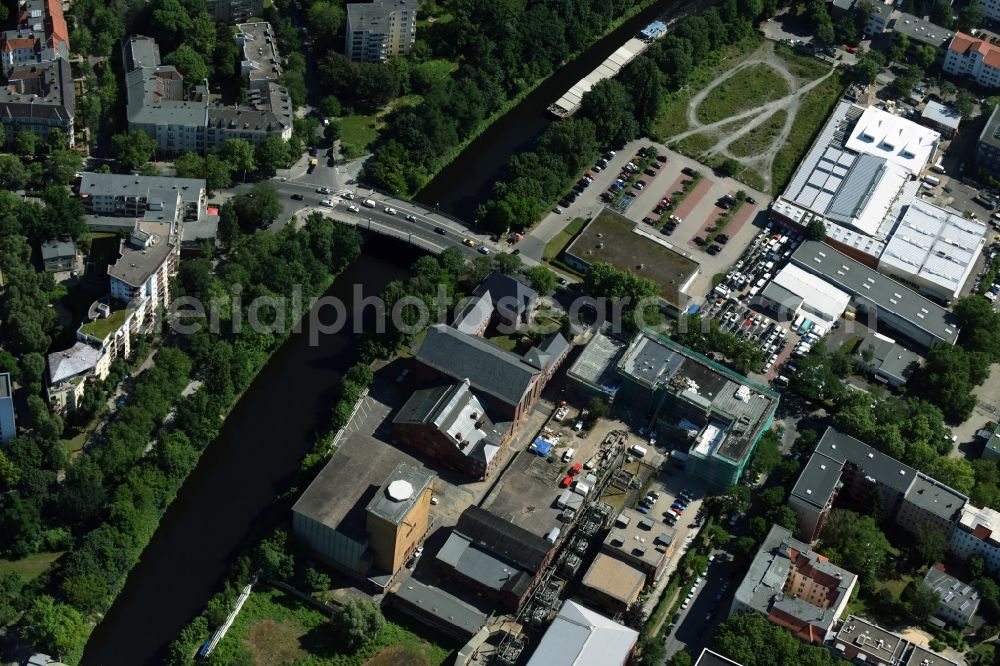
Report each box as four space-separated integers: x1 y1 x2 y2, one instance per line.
579 553 647 614
791 241 960 349
526 600 639 666
878 199 985 302
291 434 434 587
756 263 852 323
852 332 922 387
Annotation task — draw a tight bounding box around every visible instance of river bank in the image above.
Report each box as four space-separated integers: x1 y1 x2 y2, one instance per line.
81 240 421 665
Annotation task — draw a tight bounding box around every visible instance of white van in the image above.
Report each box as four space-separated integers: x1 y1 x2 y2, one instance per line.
629 444 648 458
931 163 946 174
562 448 576 462
923 175 941 187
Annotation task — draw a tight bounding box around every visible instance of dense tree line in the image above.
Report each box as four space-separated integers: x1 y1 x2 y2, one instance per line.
471 0 768 234
711 612 835 666
358 0 683 196
0 212 362 658
0 130 84 188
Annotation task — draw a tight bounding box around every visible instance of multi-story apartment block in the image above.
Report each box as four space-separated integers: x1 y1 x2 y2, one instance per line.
789 428 967 541
1 0 68 75
236 22 282 88
345 0 417 62
122 35 292 155
977 105 1000 173
78 172 218 248
978 0 1000 23
923 565 980 628
730 524 857 644
206 0 262 23
951 504 1000 573
0 373 16 443
0 56 73 144
108 220 179 326
943 32 1000 89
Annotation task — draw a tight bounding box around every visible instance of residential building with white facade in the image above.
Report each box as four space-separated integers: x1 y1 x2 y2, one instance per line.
345 0 417 62
923 566 980 628
952 504 1000 573
206 0 262 23
122 35 292 155
943 32 1000 89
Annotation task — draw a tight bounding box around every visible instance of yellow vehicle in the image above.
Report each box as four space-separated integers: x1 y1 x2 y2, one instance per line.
462 238 476 247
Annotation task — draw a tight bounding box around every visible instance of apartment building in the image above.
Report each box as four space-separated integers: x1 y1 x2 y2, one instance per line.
730 524 857 644
832 615 959 666
923 565 980 628
78 172 218 248
47 339 112 412
107 221 179 328
978 105 1000 173
788 428 967 541
122 35 292 155
952 503 1000 573
943 32 1000 89
0 56 74 144
1 0 69 75
206 0 262 23
345 0 417 62
236 22 282 88
0 373 16 443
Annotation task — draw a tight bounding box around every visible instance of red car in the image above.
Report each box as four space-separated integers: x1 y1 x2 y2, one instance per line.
560 475 574 488
846 46 857 54
670 506 683 516
569 463 582 476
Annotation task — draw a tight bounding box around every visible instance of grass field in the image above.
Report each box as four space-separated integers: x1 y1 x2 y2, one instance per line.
543 217 588 261
774 43 832 82
0 551 64 582
728 110 789 158
339 116 381 159
213 588 454 666
675 132 718 157
654 36 764 138
771 69 845 193
695 63 790 125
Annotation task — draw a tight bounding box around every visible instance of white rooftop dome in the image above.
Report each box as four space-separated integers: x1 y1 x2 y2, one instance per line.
387 479 413 502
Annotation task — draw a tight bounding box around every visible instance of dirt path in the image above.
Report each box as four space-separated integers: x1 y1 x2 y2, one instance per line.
669 42 836 191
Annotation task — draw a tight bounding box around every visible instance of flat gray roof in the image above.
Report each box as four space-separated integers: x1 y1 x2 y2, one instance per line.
0 373 10 399
815 427 916 495
903 474 967 523
366 461 434 525
40 238 76 260
921 100 961 130
237 22 282 84
291 432 424 540
789 450 845 511
980 104 1000 153
392 579 486 638
835 615 908 665
791 240 960 346
107 222 175 288
80 173 206 206
893 13 955 47
566 325 628 396
854 332 922 383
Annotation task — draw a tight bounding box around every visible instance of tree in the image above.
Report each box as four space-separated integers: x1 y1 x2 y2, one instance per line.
583 262 661 331
333 598 384 651
586 397 609 420
164 46 209 83
318 95 342 119
20 352 46 394
806 219 827 241
958 0 984 32
853 49 885 84
955 89 975 119
113 130 157 171
255 135 291 174
911 523 949 566
912 44 937 70
305 567 331 593
173 151 204 179
0 154 27 189
492 252 522 275
930 0 955 28
819 509 890 584
713 611 834 666
15 130 38 156
233 182 282 229
524 265 557 295
621 57 665 129
719 158 741 177
702 522 732 547
0 572 20 625
307 1 345 46
814 14 836 46
224 139 256 179
19 595 87 659
46 150 83 185
580 79 639 147
150 0 193 52
903 580 941 623
202 153 233 192
255 530 294 581
888 34 910 64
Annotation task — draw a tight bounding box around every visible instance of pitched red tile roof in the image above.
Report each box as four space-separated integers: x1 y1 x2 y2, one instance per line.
45 0 68 49
2 37 36 52
949 30 1000 68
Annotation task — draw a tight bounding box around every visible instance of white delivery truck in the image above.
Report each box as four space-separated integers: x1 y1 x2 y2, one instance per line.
923 175 941 187
628 444 648 458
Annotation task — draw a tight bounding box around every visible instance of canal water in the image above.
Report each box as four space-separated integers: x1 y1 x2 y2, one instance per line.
81 242 419 665
415 0 672 221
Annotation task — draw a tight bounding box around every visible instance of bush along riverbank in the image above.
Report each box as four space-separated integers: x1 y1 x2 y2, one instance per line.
165 249 514 664
5 214 363 662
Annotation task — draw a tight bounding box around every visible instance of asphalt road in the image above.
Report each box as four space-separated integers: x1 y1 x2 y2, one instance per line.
663 548 742 661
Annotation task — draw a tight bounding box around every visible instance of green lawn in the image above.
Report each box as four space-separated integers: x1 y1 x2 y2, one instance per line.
695 63 790 125
61 427 90 458
339 115 380 160
675 132 718 157
771 70 845 193
728 110 788 158
543 217 588 262
654 36 764 138
80 307 131 340
0 551 64 583
412 59 458 87
774 43 833 82
210 587 453 665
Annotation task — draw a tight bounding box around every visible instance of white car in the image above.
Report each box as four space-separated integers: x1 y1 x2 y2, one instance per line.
362 199 376 208
341 192 355 200
320 199 334 207
478 246 491 255
347 204 360 213
316 186 331 194
414 546 424 558
384 207 397 215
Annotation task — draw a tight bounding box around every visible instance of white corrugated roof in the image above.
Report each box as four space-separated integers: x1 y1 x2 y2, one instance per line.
845 106 939 174
771 263 852 322
526 600 639 666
